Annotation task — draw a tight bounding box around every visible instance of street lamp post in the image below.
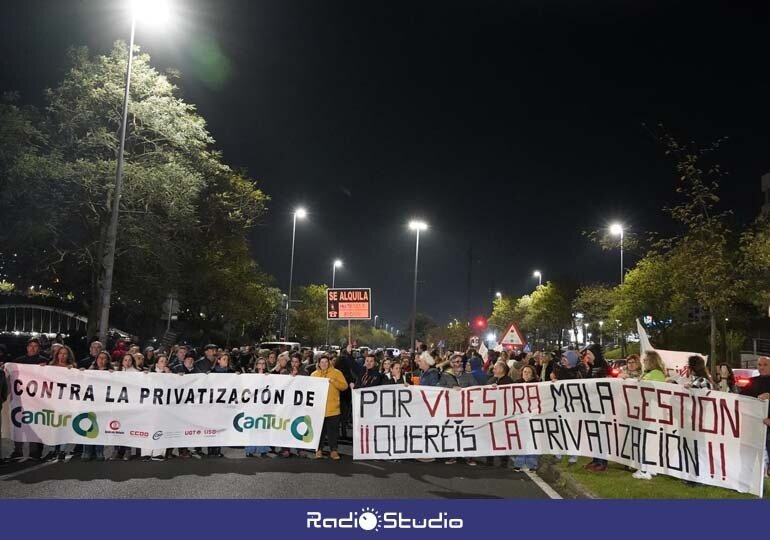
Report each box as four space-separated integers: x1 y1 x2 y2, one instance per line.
98 0 171 342
285 207 307 340
374 315 379 328
610 223 624 285
584 323 589 346
533 270 542 287
599 320 604 346
408 220 428 366
325 259 342 346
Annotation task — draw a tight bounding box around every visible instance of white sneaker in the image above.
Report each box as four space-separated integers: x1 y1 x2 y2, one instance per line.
632 470 652 480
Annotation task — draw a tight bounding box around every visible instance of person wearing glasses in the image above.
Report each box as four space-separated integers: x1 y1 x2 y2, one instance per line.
439 353 477 466
621 354 643 380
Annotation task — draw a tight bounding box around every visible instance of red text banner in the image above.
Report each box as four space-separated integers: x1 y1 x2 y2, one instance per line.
352 380 768 496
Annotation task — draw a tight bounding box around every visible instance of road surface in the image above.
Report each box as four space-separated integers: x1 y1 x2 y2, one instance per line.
0 442 559 499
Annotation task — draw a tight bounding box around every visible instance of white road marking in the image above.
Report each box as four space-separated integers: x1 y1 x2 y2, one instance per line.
0 460 57 482
525 470 562 499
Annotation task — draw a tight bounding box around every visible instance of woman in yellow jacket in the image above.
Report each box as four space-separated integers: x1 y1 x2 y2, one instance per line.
311 355 349 460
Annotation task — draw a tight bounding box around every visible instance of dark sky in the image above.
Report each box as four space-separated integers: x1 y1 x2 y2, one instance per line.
1 0 769 331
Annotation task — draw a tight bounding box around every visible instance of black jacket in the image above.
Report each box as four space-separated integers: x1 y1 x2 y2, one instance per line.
194 356 215 373
384 374 408 385
78 355 97 369
741 375 770 418
488 375 514 385
0 370 7 407
173 364 203 374
14 353 48 365
355 367 382 388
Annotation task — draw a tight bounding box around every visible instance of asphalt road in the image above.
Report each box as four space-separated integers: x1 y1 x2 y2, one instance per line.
0 442 558 499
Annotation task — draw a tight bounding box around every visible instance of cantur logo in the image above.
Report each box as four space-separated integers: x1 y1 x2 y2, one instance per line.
11 407 99 439
232 413 313 443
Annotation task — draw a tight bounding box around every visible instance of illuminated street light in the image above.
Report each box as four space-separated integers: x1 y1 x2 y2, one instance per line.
610 223 624 285
285 207 308 339
98 0 172 342
533 270 542 286
408 220 428 364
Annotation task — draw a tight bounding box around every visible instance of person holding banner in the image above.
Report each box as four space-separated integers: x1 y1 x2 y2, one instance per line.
512 366 541 471
310 355 348 460
245 357 273 458
488 361 514 385
438 354 476 390
81 351 112 461
580 344 610 472
208 353 236 458
739 356 770 475
631 351 670 480
142 355 172 461
384 361 409 386
415 351 441 387
0 363 8 465
715 364 737 393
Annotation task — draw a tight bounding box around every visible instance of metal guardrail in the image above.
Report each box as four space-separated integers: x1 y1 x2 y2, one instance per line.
0 303 128 337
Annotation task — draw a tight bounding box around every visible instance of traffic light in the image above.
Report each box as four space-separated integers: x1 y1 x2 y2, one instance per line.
474 316 487 330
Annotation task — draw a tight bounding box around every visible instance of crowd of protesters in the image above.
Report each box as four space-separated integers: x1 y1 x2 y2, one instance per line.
1 335 768 480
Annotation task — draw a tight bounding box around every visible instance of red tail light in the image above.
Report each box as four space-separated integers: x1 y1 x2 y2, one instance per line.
735 377 750 387
610 368 621 377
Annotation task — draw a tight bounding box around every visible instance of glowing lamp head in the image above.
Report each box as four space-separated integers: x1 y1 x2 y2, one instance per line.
131 0 171 25
333 259 343 268
294 208 307 219
408 220 428 231
610 223 623 236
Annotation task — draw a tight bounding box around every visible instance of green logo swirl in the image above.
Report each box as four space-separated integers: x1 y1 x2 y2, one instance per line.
72 412 99 439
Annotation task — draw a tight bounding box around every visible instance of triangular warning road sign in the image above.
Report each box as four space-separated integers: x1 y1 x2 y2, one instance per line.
499 321 526 348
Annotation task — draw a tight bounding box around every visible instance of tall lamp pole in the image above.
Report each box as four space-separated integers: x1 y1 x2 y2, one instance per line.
285 207 307 340
533 270 542 287
408 220 428 367
325 259 342 346
98 0 170 342
610 223 624 285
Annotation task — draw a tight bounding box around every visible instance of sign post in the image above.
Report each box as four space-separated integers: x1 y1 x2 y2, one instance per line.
327 288 372 346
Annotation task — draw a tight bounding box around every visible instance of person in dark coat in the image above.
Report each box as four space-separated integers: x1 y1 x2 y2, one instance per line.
9 337 48 461
0 367 7 464
349 353 382 389
195 344 218 373
174 353 203 374
580 343 610 472
488 361 514 385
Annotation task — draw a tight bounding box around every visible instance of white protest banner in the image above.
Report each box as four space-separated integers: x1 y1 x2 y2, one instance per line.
3 364 328 450
353 381 769 496
636 319 708 378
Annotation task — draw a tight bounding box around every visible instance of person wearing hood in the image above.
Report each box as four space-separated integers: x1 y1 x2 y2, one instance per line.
174 352 203 374
580 343 610 472
311 355 349 460
468 355 487 385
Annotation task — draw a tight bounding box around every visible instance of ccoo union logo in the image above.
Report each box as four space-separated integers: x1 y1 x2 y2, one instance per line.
306 507 463 531
233 413 313 443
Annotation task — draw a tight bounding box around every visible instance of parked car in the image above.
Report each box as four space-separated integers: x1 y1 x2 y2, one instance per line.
608 359 626 378
258 341 300 353
733 368 759 389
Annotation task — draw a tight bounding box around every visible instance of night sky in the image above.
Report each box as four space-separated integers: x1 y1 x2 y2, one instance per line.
1 0 769 330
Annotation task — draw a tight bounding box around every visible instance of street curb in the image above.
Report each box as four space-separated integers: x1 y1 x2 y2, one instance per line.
537 457 599 500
